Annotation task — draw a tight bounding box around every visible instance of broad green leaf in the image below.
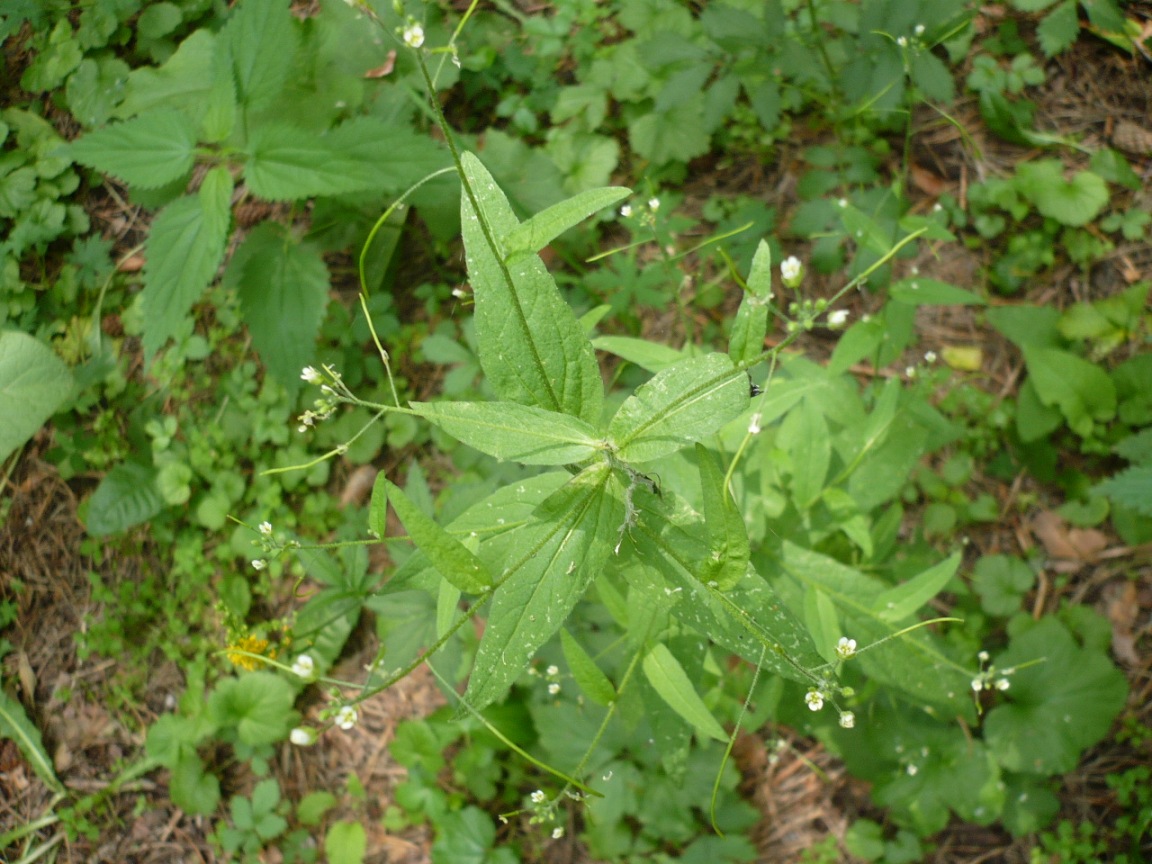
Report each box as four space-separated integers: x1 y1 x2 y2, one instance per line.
0 331 73 463
0 690 63 793
220 0 297 109
745 239 773 299
116 29 216 119
368 471 388 538
627 491 821 683
460 151 603 424
384 478 492 594
1022 346 1116 437
971 554 1036 616
780 543 974 717
1015 161 1109 227
293 588 363 671
889 278 985 306
207 672 297 746
804 587 841 664
696 444 748 591
561 629 616 706
69 110 198 189
873 553 960 623
609 353 750 463
231 222 328 387
840 205 891 255
142 168 232 358
728 297 769 365
85 461 164 535
410 401 603 466
985 617 1127 774
503 186 630 264
592 335 684 372
642 643 727 742
1037 0 1079 56
780 395 830 511
463 462 622 712
325 821 367 864
628 97 712 166
169 749 221 815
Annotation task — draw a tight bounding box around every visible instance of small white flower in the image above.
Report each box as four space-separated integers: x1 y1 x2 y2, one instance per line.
971 678 984 692
301 366 322 384
915 24 925 36
546 665 559 677
402 22 424 48
530 790 546 804
995 678 1010 691
805 689 825 712
905 366 917 379
290 727 317 746
897 35 908 47
835 637 857 660
837 198 849 208
978 650 989 662
620 204 632 218
780 256 802 282
839 711 855 729
924 351 937 364
748 417 762 435
647 197 660 211
258 521 273 536
291 655 315 680
827 309 849 329
335 705 358 730
551 827 564 839
251 559 267 571
547 682 561 695
906 764 918 776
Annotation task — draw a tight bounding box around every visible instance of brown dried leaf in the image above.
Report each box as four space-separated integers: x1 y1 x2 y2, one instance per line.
1030 511 1107 564
365 51 397 79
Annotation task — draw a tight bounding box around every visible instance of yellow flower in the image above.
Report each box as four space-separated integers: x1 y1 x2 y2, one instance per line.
226 635 271 670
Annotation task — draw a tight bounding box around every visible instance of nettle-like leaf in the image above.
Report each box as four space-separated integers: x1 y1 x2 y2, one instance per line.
1094 465 1152 517
219 0 297 109
0 331 73 463
462 462 623 712
69 110 199 189
141 165 232 358
229 221 329 387
410 400 603 466
608 352 750 463
459 151 604 425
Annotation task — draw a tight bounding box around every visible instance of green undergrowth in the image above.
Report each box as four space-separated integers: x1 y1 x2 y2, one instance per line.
1 1 1150 863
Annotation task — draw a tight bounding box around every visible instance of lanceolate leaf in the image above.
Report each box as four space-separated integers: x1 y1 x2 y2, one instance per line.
873 553 960 623
560 629 616 706
0 691 64 794
608 352 750 463
384 478 493 594
463 462 623 712
69 110 199 189
696 443 748 591
502 186 630 264
642 643 728 742
231 222 329 387
141 166 232 358
459 151 603 425
410 401 603 466
0 331 73 463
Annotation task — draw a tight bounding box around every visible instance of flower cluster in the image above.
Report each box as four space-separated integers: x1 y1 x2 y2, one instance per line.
529 662 563 696
248 520 301 573
297 364 349 433
619 196 662 228
971 650 1013 701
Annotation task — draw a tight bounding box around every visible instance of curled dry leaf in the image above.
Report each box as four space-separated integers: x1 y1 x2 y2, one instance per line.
1030 510 1108 568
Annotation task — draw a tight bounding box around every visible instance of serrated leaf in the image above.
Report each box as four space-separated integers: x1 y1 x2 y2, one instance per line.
0 331 73 463
873 553 960 623
889 278 985 305
85 461 165 535
642 643 727 742
1022 346 1116 437
463 463 622 712
503 186 630 264
410 400 602 466
141 168 232 358
220 0 297 109
69 110 199 189
560 629 616 706
231 223 328 387
1037 0 1079 56
460 151 603 424
1094 466 1152 517
0 690 64 793
116 29 215 119
384 478 492 594
609 352 750 463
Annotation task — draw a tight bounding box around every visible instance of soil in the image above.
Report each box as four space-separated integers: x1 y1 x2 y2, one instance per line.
3 11 1152 864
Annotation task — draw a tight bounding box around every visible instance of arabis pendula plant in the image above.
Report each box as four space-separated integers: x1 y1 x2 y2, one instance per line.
780 256 803 288
301 366 322 384
839 711 856 729
402 22 424 48
835 637 857 660
827 309 849 329
335 705 358 730
251 559 266 571
805 689 825 711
